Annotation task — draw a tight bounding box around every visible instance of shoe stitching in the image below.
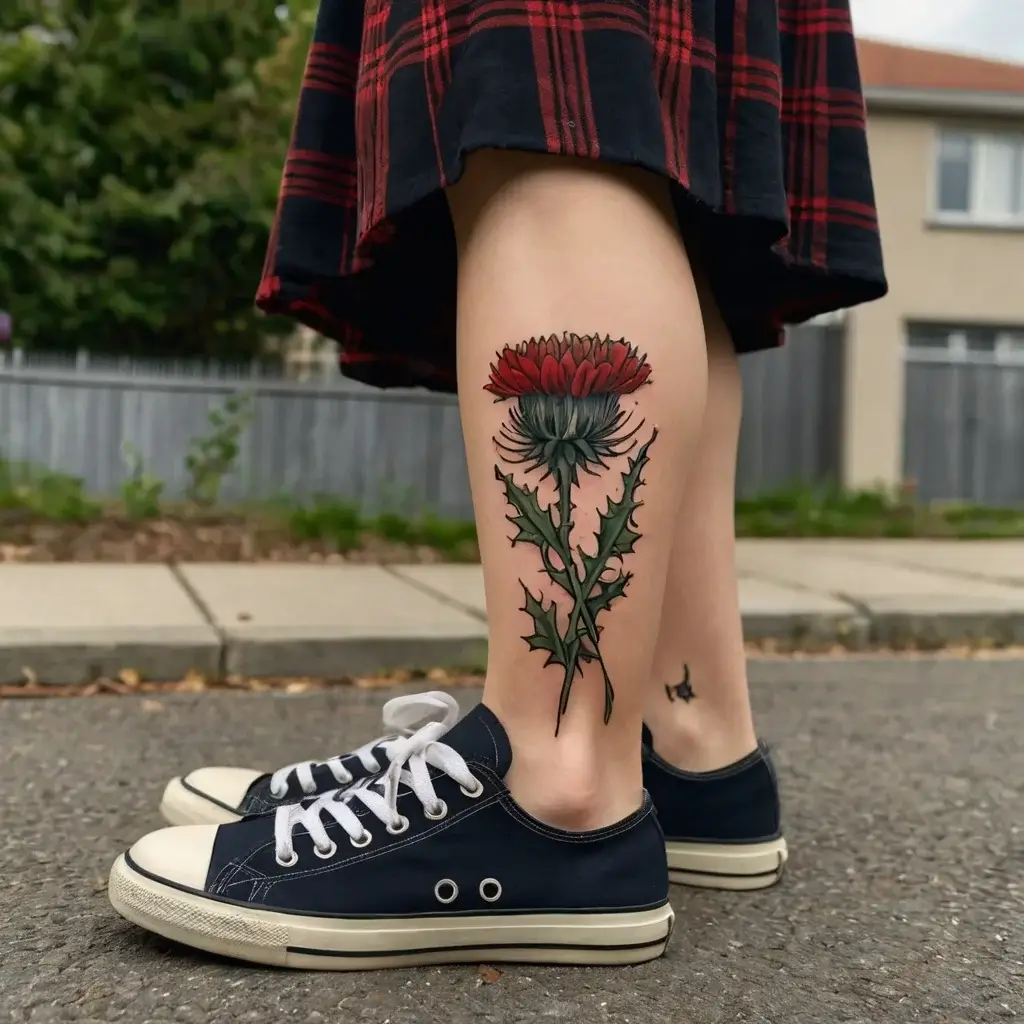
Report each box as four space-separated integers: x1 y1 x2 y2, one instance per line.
223 790 504 887
211 857 266 894
211 778 657 901
224 751 504 873
476 714 504 769
497 791 657 844
645 742 772 782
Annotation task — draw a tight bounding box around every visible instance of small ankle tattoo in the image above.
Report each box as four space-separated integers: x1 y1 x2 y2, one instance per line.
487 333 656 735
665 665 695 703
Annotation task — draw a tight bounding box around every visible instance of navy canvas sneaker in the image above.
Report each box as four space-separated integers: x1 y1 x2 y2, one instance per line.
159 691 787 892
111 704 675 970
641 726 788 890
158 691 461 825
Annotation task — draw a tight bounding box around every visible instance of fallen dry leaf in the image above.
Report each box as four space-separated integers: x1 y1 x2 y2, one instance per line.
175 675 207 693
118 668 141 687
21 666 38 686
477 965 502 984
140 699 165 712
237 612 253 622
354 675 408 689
284 680 313 694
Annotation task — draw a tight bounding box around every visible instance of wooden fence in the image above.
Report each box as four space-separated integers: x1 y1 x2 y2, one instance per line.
0 325 844 519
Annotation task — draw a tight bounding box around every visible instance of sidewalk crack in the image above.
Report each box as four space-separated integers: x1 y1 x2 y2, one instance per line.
169 564 227 677
381 566 487 624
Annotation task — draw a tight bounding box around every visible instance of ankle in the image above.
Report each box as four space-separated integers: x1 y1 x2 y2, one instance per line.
645 702 758 773
499 720 644 831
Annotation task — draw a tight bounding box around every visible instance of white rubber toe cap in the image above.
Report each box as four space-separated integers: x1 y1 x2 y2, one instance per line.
182 766 265 809
128 825 220 891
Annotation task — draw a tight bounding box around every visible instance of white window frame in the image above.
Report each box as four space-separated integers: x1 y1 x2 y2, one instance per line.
906 323 1024 366
932 129 1024 229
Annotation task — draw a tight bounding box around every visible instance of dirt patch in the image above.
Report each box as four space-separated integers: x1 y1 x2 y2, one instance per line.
0 511 463 564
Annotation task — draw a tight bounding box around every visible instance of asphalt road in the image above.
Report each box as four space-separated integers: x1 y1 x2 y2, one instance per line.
2 660 1022 1024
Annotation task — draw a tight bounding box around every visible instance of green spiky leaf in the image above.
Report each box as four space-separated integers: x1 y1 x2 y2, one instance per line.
586 570 631 621
495 465 561 551
578 432 657 589
521 585 567 667
496 464 576 598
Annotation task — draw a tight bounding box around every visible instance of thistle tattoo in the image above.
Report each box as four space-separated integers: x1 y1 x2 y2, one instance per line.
487 333 656 734
665 665 695 703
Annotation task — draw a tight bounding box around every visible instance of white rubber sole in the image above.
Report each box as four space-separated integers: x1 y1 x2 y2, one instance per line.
666 837 788 891
109 854 674 970
159 778 243 827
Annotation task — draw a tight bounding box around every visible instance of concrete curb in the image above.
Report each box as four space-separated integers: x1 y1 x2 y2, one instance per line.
12 608 1024 684
6 552 1024 683
0 629 221 685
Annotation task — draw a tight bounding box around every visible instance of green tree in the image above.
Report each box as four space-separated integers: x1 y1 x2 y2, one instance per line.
0 0 312 358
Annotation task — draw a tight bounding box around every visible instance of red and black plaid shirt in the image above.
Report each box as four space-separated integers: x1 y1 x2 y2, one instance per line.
258 0 886 391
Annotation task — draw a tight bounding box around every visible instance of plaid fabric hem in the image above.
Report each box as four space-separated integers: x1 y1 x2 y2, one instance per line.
257 0 887 392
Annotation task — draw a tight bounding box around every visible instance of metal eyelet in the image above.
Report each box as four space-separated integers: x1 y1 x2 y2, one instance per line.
479 878 502 903
423 800 448 820
314 840 337 859
460 779 484 799
349 830 372 849
275 849 299 867
387 815 410 835
434 879 459 904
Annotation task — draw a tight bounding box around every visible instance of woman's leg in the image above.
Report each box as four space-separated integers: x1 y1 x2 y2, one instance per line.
447 150 708 830
645 280 758 771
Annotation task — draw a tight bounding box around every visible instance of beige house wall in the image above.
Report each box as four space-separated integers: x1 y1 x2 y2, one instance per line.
842 109 1024 488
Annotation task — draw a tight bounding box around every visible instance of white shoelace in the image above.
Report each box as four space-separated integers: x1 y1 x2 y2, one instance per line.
272 718 484 866
267 691 460 799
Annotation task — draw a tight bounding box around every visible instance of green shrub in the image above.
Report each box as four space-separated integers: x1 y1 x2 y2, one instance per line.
120 442 164 520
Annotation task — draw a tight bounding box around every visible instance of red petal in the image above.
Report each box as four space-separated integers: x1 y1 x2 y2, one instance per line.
504 349 525 375
571 334 586 366
615 357 639 389
517 352 542 388
492 358 527 395
494 358 521 386
590 362 613 393
618 363 652 393
510 367 535 391
559 348 577 389
540 353 564 394
570 359 598 397
484 376 515 396
606 342 629 380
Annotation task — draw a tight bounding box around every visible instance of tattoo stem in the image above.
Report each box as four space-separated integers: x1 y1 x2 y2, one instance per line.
554 464 615 732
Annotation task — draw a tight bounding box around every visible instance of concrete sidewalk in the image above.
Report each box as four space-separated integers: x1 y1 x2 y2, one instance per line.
5 539 1024 683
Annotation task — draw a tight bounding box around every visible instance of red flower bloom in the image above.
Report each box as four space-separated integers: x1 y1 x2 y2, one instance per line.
485 334 652 399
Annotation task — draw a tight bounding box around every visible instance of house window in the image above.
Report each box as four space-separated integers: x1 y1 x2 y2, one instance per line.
935 131 1024 225
907 323 1024 361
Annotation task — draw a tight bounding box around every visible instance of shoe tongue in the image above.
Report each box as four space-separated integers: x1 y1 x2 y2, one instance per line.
438 703 512 776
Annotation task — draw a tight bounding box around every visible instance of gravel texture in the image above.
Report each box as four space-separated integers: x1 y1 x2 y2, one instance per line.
1 659 1022 1023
